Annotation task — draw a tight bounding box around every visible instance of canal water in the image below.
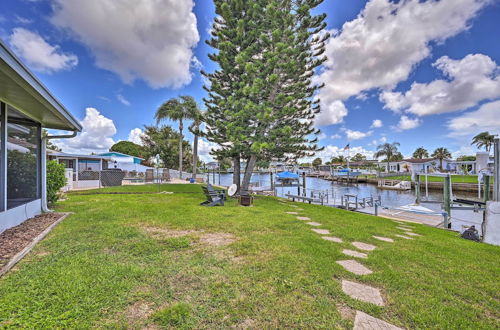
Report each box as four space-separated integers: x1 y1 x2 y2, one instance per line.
204 172 477 208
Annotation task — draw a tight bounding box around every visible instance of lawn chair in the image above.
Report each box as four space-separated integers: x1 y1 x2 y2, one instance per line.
207 184 226 200
200 185 224 206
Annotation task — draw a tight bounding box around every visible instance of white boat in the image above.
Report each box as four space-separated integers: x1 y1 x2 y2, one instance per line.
377 180 411 190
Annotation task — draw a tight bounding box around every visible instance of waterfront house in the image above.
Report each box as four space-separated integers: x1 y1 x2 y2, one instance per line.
98 151 152 172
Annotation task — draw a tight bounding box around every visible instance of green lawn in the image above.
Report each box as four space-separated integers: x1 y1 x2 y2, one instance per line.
0 184 498 328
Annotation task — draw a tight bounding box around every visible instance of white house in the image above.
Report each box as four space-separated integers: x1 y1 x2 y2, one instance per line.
48 151 112 190
97 151 152 173
0 40 81 231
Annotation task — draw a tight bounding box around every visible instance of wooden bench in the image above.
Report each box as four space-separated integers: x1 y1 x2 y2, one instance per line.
285 194 314 204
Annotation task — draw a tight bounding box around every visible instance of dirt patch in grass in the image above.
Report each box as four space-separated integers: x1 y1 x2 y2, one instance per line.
199 233 237 246
126 301 154 322
233 318 255 329
0 213 65 268
140 225 200 239
336 303 355 321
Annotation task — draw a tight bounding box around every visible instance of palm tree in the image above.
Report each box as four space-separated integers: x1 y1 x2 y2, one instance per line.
471 131 495 152
155 96 198 179
188 108 204 180
374 142 400 172
412 147 429 159
431 147 451 170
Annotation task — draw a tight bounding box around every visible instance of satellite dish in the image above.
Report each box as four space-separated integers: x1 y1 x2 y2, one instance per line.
228 184 238 197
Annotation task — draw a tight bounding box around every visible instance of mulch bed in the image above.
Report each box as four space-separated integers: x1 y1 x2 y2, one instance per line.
0 213 64 268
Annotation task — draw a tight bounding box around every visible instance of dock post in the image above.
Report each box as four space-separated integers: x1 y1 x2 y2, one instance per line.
443 175 451 228
374 203 378 216
415 174 421 204
302 172 306 196
484 175 491 202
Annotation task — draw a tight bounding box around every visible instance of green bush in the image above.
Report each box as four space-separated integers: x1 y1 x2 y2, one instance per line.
151 303 191 326
47 160 67 204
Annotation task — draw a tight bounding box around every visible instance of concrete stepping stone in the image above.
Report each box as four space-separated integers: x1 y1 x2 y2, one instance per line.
322 236 343 243
342 280 384 306
395 234 413 240
397 226 413 231
289 205 298 208
312 228 330 235
342 249 368 259
286 211 299 215
405 232 421 237
306 222 322 226
373 236 394 243
354 311 402 330
352 242 376 251
297 216 310 221
296 208 304 211
336 260 373 275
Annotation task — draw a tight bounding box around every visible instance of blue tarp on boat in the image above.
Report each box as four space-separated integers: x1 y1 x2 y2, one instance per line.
276 171 299 180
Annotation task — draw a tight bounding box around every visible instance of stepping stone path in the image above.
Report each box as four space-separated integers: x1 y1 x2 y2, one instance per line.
397 226 413 231
297 216 311 221
354 311 402 330
342 249 367 259
342 280 384 306
336 260 373 275
352 242 377 251
286 212 299 215
322 236 343 243
405 232 421 237
373 236 394 243
395 234 413 240
312 228 330 235
306 222 322 227
289 205 298 208
296 208 304 211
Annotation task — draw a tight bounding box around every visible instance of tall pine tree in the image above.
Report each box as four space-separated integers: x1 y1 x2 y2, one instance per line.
204 0 328 196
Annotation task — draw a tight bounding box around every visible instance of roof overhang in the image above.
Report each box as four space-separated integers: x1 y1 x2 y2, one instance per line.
0 40 81 131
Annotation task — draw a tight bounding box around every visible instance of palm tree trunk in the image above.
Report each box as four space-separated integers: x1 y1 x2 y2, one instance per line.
179 119 183 179
241 154 257 196
192 133 198 179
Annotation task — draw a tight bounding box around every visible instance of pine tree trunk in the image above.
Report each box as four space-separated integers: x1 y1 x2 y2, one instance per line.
233 155 240 194
179 119 183 179
241 154 257 196
192 133 198 179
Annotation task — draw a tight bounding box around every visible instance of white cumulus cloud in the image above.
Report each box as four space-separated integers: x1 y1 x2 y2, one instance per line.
393 115 422 131
128 128 145 145
51 0 200 89
345 129 373 141
447 100 500 138
315 100 348 126
370 119 383 128
197 138 219 163
381 54 500 115
54 107 116 153
9 27 78 73
315 0 490 121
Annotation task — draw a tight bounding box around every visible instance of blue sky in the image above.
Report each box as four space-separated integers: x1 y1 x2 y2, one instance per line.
1 0 499 162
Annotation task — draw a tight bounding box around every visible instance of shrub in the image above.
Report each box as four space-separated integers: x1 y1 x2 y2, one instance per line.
47 160 67 204
152 303 191 326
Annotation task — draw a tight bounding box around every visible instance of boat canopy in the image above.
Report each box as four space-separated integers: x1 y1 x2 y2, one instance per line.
276 171 299 180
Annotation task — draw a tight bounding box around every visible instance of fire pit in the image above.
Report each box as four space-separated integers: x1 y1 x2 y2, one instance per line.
239 194 253 206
